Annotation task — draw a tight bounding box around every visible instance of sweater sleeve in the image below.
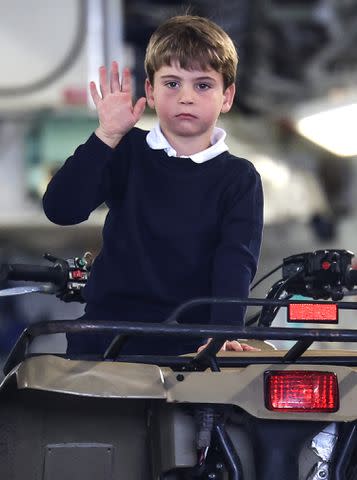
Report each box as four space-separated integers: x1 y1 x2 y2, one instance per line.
211 166 264 326
42 133 122 225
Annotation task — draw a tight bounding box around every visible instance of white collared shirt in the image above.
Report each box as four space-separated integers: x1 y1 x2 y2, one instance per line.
146 123 229 163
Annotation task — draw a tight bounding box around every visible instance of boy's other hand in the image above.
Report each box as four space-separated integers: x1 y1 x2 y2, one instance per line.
197 338 261 353
90 61 147 148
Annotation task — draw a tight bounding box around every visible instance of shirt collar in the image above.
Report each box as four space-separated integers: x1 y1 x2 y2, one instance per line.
146 123 228 163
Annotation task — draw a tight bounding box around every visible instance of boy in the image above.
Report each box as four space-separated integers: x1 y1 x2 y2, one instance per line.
43 15 264 356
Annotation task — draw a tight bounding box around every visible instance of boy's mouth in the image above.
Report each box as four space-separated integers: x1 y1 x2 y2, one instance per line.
176 113 197 119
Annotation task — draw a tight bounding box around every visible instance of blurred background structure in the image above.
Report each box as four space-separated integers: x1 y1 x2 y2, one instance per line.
0 0 357 359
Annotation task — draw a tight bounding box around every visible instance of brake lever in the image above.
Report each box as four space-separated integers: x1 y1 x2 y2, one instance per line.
0 284 57 297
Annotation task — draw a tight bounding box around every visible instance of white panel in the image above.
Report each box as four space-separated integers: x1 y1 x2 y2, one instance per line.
0 0 87 110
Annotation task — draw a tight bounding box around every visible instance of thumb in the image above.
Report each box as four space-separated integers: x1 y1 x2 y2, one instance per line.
133 97 147 121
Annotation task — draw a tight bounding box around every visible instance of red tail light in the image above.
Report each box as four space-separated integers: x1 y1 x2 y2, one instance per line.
265 371 339 412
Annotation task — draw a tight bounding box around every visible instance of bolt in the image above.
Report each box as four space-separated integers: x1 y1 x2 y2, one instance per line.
208 474 216 479
216 463 224 470
176 374 184 382
318 470 327 479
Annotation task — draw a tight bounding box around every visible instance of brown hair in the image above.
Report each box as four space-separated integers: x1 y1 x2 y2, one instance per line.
144 15 238 90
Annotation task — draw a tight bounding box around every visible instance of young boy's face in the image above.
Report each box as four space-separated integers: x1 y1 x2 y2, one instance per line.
145 62 235 151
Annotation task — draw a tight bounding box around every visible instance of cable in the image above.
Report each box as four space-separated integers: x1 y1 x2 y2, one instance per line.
250 263 283 291
258 268 303 327
246 263 283 325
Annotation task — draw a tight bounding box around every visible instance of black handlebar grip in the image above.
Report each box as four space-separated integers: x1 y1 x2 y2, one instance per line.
345 267 357 290
6 264 66 286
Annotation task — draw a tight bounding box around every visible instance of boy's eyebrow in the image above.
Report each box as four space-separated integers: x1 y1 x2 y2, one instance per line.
159 74 218 83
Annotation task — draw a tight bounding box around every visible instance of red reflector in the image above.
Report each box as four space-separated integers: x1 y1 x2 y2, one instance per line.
288 303 338 323
265 371 339 412
321 261 331 270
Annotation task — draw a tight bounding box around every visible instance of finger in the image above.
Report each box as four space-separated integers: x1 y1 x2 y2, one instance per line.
197 343 209 353
224 341 243 352
99 66 109 97
241 343 261 351
121 67 132 93
197 338 212 353
133 97 147 121
110 61 120 93
89 81 101 106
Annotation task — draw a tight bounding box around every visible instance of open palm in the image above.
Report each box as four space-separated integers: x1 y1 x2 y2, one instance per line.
90 61 146 147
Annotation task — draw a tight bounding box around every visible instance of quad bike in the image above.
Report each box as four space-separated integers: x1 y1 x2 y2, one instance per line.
1 249 357 479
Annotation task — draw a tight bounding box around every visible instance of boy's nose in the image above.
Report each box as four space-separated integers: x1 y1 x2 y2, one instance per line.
179 97 194 105
178 87 194 104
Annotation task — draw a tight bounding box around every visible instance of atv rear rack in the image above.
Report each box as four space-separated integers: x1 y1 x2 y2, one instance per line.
4 297 357 375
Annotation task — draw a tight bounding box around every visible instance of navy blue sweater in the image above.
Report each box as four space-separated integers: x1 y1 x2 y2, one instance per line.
43 127 263 355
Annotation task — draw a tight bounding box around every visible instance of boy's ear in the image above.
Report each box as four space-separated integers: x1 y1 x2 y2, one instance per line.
145 78 155 109
221 83 236 113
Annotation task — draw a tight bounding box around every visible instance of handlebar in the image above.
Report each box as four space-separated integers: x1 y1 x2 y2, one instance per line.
6 264 66 286
255 249 357 327
0 252 92 302
345 267 357 290
282 249 357 300
1 248 357 315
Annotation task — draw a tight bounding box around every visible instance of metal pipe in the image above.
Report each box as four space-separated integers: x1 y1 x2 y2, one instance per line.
214 422 243 480
283 339 314 362
334 424 357 480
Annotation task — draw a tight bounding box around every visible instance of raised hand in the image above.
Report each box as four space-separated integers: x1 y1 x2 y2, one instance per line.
90 61 147 148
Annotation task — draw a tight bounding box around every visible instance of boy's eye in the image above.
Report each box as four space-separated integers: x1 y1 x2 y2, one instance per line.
196 83 211 90
165 81 179 88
